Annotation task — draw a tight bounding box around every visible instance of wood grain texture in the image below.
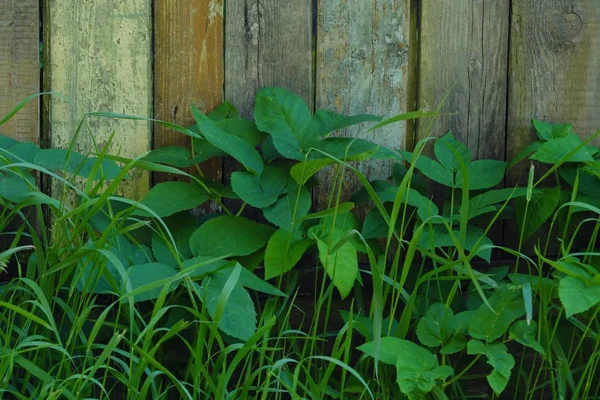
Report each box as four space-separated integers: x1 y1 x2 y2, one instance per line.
153 0 223 186
315 0 413 212
224 0 313 217
225 0 314 118
0 0 40 143
44 0 152 199
507 0 600 185
418 0 510 161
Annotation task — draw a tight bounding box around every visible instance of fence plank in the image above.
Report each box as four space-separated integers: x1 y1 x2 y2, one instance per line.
224 0 313 217
314 0 415 213
418 0 510 161
225 0 313 118
507 1 600 185
154 0 223 186
0 0 40 143
44 0 152 199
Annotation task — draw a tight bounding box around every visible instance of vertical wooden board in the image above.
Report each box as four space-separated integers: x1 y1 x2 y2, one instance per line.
153 0 223 185
507 1 600 185
44 0 152 199
315 0 413 212
225 0 313 119
418 0 510 161
0 0 40 143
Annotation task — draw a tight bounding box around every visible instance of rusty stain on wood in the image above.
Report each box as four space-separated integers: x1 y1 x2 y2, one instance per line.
315 0 413 215
0 0 40 144
154 0 224 190
44 0 152 199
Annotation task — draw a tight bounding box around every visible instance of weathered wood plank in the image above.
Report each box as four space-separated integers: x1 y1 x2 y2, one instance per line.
507 1 600 185
0 0 40 143
153 0 223 186
224 0 313 217
418 0 510 161
44 0 152 199
225 0 313 118
315 0 414 213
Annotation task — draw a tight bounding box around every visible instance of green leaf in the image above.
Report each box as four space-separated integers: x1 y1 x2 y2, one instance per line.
4 142 42 163
507 140 543 171
193 107 264 174
434 131 471 171
152 212 199 265
189 215 275 258
312 137 398 161
440 334 467 355
362 207 399 240
515 186 561 241
264 229 313 279
224 264 286 296
558 276 600 318
135 181 209 217
142 146 205 168
468 286 525 342
208 101 240 121
509 320 545 356
360 337 452 398
0 134 20 149
532 119 572 140
263 180 311 231
560 167 600 198
530 134 594 164
290 159 334 185
0 173 36 202
469 188 529 218
126 263 179 302
417 303 455 347
402 151 454 187
197 271 257 340
254 87 319 160
231 166 288 208
456 160 507 190
467 339 515 396
419 225 493 262
313 109 381 136
216 118 266 146
312 227 358 299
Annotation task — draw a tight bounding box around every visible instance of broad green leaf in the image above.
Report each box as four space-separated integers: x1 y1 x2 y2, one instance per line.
507 140 543 171
402 151 454 187
260 136 282 162
440 334 467 355
362 207 400 240
312 137 398 161
290 159 334 185
467 339 515 396
312 227 358 299
193 107 264 174
300 202 355 221
191 138 227 163
530 134 594 164
456 160 507 190
514 186 561 241
254 87 319 160
468 286 525 342
416 303 455 347
221 264 286 296
208 101 240 121
216 118 266 146
197 272 257 340
393 163 428 194
0 173 35 202
0 134 20 149
33 148 120 179
126 262 179 302
135 181 209 217
340 311 398 342
532 119 572 140
4 142 42 163
231 166 288 208
358 336 418 366
152 212 199 265
313 109 381 136
264 229 313 279
469 188 529 218
419 225 493 262
189 215 275 258
142 146 204 168
558 276 600 318
509 320 545 356
263 180 311 231
560 167 600 198
434 131 471 171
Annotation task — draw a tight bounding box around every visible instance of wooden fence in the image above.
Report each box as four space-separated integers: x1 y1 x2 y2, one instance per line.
2 0 600 201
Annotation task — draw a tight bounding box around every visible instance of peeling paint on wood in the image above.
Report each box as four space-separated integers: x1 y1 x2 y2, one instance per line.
0 0 40 143
315 0 413 213
44 0 152 199
154 0 224 191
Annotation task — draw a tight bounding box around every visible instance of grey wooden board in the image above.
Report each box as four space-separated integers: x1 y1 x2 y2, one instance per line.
315 0 414 215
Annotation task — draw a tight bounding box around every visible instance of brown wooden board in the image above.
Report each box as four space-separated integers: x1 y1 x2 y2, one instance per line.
153 0 224 191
